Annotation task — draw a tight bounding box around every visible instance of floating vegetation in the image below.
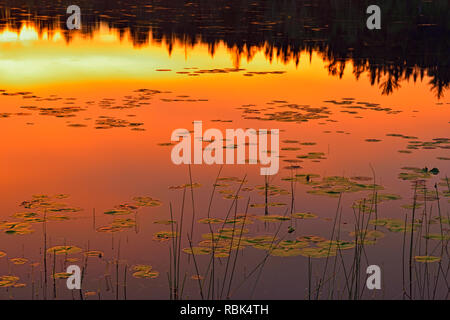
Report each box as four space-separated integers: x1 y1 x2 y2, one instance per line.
404 138 450 152
365 139 382 142
153 231 178 242
306 176 383 197
324 99 401 114
96 226 122 233
250 202 286 208
132 265 159 279
202 228 249 241
104 196 161 216
95 116 145 131
20 105 86 118
398 167 437 181
182 247 212 255
317 240 355 250
133 196 162 207
0 276 20 288
223 194 243 200
386 133 419 140
240 235 277 246
353 193 402 213
169 183 202 190
292 212 318 219
297 235 327 243
197 218 223 224
369 218 419 233
401 203 424 210
297 152 327 160
112 218 136 229
53 272 72 279
10 258 28 265
0 222 34 235
435 217 450 225
255 185 290 197
12 212 38 219
84 251 103 258
282 173 321 184
18 194 82 224
423 234 450 241
104 209 133 216
255 215 290 222
46 246 82 255
239 102 331 124
224 216 253 225
414 256 441 263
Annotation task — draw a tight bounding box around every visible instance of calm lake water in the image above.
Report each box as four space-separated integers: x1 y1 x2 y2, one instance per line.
0 0 448 300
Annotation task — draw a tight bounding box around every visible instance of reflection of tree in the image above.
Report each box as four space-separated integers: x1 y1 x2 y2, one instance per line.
0 0 448 97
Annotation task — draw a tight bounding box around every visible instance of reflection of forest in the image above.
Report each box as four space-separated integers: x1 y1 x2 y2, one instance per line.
1 0 448 97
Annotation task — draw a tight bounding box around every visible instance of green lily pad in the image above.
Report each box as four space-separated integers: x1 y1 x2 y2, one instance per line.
423 234 450 241
182 247 212 255
132 270 159 279
0 275 20 288
292 212 318 219
47 246 82 255
256 215 290 222
53 272 72 279
153 231 178 241
414 256 441 263
317 240 355 250
299 247 337 258
10 258 28 265
198 218 224 224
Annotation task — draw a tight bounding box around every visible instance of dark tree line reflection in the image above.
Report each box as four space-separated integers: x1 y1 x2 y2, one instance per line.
1 0 448 97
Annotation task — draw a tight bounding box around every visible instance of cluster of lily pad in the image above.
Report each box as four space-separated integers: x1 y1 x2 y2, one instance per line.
398 167 439 181
352 193 402 213
324 98 402 115
95 116 145 131
131 265 159 279
0 194 82 235
281 175 383 198
97 196 162 233
237 100 331 124
369 218 421 233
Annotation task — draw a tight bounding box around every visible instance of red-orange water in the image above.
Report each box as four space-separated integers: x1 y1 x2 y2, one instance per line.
0 23 448 299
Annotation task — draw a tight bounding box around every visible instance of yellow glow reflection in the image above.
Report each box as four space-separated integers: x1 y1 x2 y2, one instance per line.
0 22 311 86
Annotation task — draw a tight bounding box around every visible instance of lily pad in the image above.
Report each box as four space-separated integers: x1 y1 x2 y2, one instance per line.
47 246 82 255
414 256 441 263
292 212 318 219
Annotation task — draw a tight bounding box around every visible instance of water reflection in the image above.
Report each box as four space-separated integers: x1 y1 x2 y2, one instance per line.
0 0 448 301
1 0 448 97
